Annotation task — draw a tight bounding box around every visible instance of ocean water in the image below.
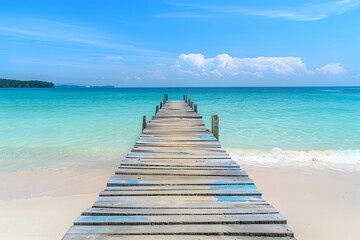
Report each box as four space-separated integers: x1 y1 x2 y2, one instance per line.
1 87 360 170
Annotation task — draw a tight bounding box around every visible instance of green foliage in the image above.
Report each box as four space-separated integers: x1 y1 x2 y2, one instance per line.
0 79 55 88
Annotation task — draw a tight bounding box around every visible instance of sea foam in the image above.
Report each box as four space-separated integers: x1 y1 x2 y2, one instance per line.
228 148 360 164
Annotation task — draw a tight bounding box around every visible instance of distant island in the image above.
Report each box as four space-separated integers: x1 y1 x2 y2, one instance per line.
0 78 55 88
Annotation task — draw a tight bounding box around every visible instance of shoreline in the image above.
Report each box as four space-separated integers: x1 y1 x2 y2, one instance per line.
228 148 360 167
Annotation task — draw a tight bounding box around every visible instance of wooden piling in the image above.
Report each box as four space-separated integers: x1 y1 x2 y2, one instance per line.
160 102 163 108
212 115 219 140
142 115 147 132
155 105 159 114
194 104 198 113
164 93 168 102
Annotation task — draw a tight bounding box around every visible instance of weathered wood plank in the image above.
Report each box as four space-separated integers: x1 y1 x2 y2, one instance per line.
120 158 238 167
63 235 295 240
126 153 232 159
104 184 256 191
74 214 286 225
135 142 221 148
82 206 277 216
132 147 225 152
65 224 294 237
117 165 240 170
96 196 264 205
107 175 254 186
92 201 269 209
115 168 248 177
99 188 261 196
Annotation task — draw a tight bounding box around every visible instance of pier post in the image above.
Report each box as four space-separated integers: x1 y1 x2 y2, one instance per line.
142 115 147 132
185 95 188 102
155 105 159 114
183 95 185 101
190 101 194 109
194 104 197 113
164 93 168 102
188 98 191 105
212 115 219 140
160 102 163 109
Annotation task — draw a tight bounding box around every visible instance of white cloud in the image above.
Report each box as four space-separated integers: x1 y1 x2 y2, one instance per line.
316 63 346 74
174 53 345 77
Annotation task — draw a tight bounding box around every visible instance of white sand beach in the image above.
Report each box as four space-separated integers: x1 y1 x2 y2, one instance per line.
241 162 360 240
1 163 359 240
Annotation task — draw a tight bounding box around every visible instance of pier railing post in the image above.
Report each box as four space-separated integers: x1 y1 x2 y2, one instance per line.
160 102 163 109
190 101 193 109
142 115 147 132
155 105 159 114
164 93 168 102
212 115 219 140
194 104 197 113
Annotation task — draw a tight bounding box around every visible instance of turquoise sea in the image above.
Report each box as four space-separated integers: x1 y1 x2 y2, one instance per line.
1 87 360 170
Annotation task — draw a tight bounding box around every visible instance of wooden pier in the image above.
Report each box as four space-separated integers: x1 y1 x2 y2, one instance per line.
63 95 295 240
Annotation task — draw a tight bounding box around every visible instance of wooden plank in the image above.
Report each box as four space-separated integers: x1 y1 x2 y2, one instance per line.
132 147 226 152
63 234 295 240
82 206 278 216
135 142 221 147
96 196 264 204
131 149 227 154
99 188 261 196
120 158 238 167
138 135 217 140
104 184 256 191
143 128 209 132
126 153 232 159
74 214 287 225
152 116 202 119
115 168 248 177
92 201 269 209
117 165 240 170
65 224 294 237
146 123 206 127
107 175 254 186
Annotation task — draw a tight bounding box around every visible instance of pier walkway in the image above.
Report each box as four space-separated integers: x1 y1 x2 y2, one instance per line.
63 95 295 240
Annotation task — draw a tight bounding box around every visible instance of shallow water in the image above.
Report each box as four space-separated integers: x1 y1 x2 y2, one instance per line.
1 87 359 170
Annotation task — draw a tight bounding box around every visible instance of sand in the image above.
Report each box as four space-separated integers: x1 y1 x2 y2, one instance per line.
241 162 360 240
1 163 359 240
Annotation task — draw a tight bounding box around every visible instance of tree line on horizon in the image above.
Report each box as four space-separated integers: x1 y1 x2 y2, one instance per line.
0 78 55 88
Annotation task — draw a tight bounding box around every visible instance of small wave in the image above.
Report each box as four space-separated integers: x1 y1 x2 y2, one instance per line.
228 148 360 164
319 89 345 93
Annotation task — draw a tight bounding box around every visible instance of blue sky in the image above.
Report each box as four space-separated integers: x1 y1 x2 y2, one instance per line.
0 0 359 86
